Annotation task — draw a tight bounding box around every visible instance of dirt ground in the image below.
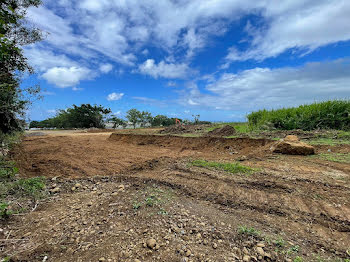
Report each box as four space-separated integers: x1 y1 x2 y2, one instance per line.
1 129 350 262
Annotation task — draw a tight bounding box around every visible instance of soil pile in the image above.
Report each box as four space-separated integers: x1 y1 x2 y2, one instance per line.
208 125 236 137
160 124 210 134
271 135 315 155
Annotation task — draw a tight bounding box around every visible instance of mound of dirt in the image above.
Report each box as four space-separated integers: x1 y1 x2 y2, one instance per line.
271 135 315 155
208 125 236 137
160 124 210 134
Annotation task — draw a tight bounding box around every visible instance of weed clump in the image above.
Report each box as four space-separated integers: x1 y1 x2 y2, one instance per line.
247 100 350 131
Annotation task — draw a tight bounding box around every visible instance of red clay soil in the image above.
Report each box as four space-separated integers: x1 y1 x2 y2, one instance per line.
3 131 350 261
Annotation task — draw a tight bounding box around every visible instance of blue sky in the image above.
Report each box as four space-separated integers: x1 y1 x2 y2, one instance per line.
24 0 350 122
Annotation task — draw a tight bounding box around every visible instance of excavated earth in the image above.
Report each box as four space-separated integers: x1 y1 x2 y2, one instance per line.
1 130 350 262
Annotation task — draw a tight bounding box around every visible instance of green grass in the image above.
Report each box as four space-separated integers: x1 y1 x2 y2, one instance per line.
191 159 256 174
0 132 47 219
237 225 261 236
308 138 350 145
247 100 350 131
207 122 252 133
315 153 350 163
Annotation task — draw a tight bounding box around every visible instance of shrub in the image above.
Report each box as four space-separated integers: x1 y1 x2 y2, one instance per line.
247 100 350 131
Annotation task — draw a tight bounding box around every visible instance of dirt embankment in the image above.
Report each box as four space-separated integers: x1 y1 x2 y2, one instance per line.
109 133 271 152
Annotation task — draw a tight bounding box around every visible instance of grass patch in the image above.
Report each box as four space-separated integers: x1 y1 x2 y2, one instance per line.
237 225 261 236
308 138 350 145
191 160 256 174
132 185 173 215
207 122 253 133
0 132 47 220
315 153 350 164
247 100 350 131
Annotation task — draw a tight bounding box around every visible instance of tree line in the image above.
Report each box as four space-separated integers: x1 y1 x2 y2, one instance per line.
1 0 43 137
29 104 210 129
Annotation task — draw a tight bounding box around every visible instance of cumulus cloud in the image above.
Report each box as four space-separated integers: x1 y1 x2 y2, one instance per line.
42 67 93 88
181 58 350 110
139 59 192 79
107 92 124 101
99 63 113 73
26 0 350 78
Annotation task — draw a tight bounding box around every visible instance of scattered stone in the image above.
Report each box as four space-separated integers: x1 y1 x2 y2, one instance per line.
50 187 60 193
256 247 264 256
98 258 106 262
212 243 217 249
243 255 251 262
146 238 157 249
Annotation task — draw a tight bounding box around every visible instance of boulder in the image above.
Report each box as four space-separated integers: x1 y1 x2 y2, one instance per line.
271 136 315 155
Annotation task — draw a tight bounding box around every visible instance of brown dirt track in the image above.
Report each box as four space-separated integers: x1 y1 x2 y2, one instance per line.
2 130 350 261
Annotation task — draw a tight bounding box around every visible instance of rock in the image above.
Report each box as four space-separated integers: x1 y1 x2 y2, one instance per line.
271 136 315 155
185 249 191 257
50 187 60 193
243 255 251 262
98 258 106 262
256 243 265 248
134 260 141 262
75 183 82 188
256 247 264 256
146 238 157 249
118 184 125 191
284 135 299 142
212 243 217 249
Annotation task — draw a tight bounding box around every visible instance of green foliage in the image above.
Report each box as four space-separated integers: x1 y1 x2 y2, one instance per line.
247 100 350 131
126 109 153 128
293 257 303 262
237 225 260 236
152 115 178 127
274 237 286 248
316 153 350 163
1 0 43 134
108 116 126 128
126 108 141 129
191 160 256 174
30 104 111 129
0 202 12 219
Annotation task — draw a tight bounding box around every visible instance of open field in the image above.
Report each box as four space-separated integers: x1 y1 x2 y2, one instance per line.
1 128 350 261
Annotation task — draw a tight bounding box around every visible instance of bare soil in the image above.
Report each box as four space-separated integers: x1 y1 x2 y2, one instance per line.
1 129 350 262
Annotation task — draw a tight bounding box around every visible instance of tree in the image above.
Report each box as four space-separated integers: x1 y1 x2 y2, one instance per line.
1 0 43 134
139 111 152 127
29 104 111 129
151 115 178 127
109 117 127 129
126 109 141 129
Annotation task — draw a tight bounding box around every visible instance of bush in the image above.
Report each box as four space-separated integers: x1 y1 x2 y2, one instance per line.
247 100 350 130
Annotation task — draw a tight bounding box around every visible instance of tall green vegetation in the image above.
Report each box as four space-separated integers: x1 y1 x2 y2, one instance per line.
1 0 43 135
247 100 350 131
29 104 111 129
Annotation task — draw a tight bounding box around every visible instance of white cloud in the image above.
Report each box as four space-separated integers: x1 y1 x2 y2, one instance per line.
42 67 93 88
139 59 192 79
99 63 113 73
26 0 350 77
180 58 350 110
24 47 77 71
107 92 124 101
167 81 177 87
224 1 350 62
